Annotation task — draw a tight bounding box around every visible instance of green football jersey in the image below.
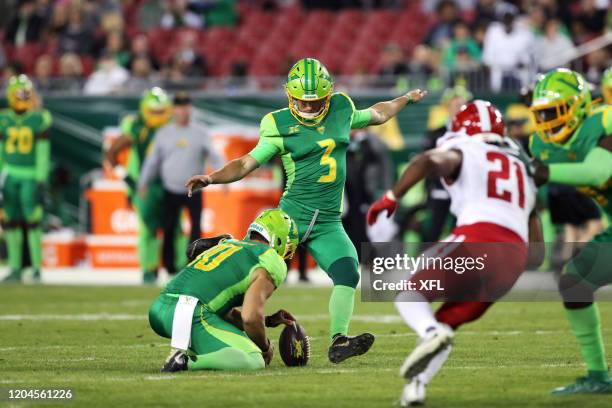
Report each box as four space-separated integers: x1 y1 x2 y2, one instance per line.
248 92 371 219
120 114 159 180
162 239 287 316
530 105 612 215
0 109 51 168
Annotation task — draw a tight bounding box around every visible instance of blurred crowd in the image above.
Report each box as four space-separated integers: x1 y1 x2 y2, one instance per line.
0 0 610 94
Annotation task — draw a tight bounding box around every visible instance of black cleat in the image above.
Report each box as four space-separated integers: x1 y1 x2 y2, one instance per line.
328 333 375 364
161 350 188 373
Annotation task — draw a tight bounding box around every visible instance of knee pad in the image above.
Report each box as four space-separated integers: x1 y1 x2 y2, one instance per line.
328 257 359 288
558 274 594 306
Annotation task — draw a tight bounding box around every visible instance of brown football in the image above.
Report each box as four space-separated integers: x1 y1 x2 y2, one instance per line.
278 323 310 367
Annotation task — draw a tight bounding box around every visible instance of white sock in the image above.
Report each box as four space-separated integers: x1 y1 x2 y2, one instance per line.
395 291 438 338
418 345 452 385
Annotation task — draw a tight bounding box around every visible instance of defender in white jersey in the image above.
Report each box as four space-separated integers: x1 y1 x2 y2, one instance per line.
367 100 543 406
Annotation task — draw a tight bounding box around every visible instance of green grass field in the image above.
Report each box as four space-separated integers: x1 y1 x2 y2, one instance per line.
1 284 612 408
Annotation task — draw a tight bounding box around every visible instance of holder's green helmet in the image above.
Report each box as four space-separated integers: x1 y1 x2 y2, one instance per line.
246 208 299 260
7 74 35 112
140 87 172 128
602 67 612 105
529 68 591 144
285 58 333 125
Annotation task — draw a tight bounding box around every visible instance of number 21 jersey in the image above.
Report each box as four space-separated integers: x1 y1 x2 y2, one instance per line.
441 136 536 242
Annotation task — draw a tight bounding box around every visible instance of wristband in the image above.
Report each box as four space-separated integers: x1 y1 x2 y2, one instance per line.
385 190 397 201
405 93 414 105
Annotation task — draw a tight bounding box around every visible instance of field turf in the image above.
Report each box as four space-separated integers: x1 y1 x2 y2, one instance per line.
1 284 612 407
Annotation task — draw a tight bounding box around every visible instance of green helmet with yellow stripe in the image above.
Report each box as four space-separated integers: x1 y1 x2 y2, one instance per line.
285 58 333 125
140 87 172 129
529 68 591 144
7 74 36 113
246 208 299 260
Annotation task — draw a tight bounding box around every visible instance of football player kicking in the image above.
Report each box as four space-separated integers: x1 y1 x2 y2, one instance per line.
368 100 543 406
186 58 427 363
529 69 612 395
149 208 299 372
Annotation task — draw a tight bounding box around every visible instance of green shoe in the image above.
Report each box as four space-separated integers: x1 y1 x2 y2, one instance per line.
552 376 612 396
32 269 41 282
142 270 157 285
2 269 22 283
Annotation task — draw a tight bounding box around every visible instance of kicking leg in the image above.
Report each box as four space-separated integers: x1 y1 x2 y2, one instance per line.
306 225 374 363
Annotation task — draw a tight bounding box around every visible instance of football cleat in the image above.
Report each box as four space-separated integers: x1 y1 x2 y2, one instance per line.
2 269 22 283
328 333 375 364
142 270 157 285
551 376 612 396
400 377 426 407
400 324 454 380
160 349 188 373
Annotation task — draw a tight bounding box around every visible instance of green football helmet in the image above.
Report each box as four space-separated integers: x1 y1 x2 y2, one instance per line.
7 74 35 113
602 67 612 105
530 68 591 144
285 58 333 125
246 208 299 260
140 87 172 129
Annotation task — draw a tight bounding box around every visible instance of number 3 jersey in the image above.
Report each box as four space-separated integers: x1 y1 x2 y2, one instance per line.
0 109 52 170
162 239 287 316
248 93 371 221
440 135 536 242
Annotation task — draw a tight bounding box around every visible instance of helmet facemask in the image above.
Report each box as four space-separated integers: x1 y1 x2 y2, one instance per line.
530 95 585 144
286 91 332 125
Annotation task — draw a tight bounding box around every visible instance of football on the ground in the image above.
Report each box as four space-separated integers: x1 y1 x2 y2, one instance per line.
278 322 310 367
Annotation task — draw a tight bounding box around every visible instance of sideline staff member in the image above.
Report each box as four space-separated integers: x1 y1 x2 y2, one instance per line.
139 92 223 274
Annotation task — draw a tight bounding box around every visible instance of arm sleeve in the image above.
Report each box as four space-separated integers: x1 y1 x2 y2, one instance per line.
35 139 50 183
138 137 162 188
256 249 287 288
41 110 52 132
342 92 372 129
248 113 282 165
549 147 612 187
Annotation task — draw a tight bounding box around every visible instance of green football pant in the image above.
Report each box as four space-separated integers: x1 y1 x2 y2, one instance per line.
2 174 43 270
148 295 264 370
562 226 611 376
132 182 164 272
281 201 359 339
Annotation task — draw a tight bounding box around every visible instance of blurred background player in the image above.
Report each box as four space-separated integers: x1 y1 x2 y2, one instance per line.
149 208 298 372
139 91 223 276
0 75 51 283
529 68 612 395
106 87 172 284
368 100 542 406
186 58 426 363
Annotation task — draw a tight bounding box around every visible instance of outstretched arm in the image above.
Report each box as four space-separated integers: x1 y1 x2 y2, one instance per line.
366 148 462 225
367 89 428 126
534 137 612 187
185 154 259 197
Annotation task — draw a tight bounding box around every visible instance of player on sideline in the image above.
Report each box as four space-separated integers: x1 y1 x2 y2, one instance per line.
186 58 427 363
0 75 51 283
367 100 543 406
149 208 298 371
529 69 612 395
106 87 172 284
